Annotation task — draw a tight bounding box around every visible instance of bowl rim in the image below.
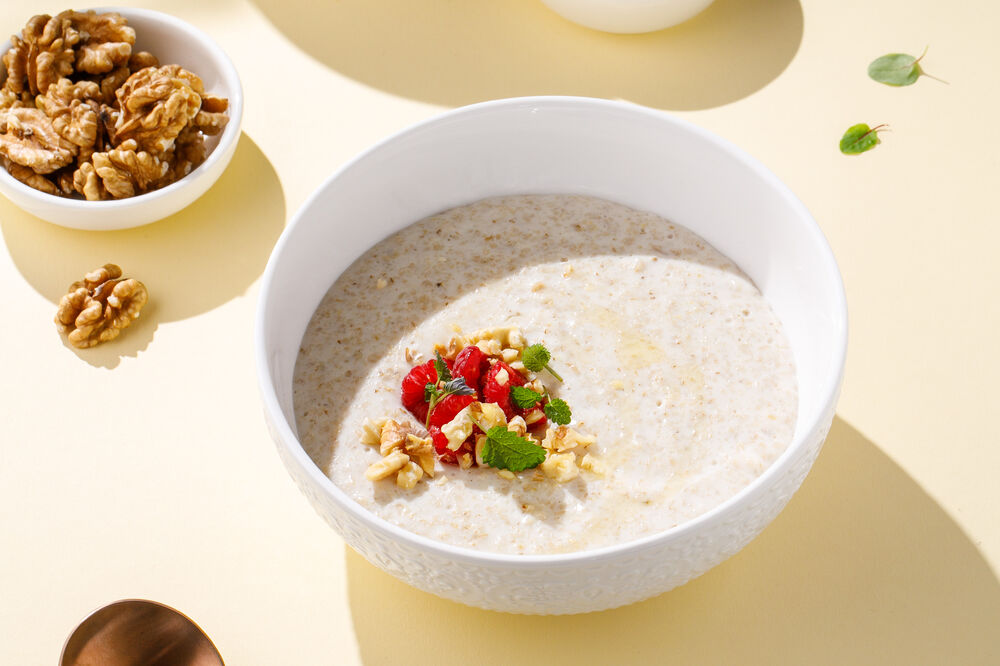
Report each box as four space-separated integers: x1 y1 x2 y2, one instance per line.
0 6 244 213
255 95 848 566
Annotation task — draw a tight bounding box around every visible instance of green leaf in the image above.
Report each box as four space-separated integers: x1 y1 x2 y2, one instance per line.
433 351 452 383
868 52 922 86
543 398 572 425
521 343 564 381
510 386 543 409
839 123 886 155
441 377 475 397
521 344 550 372
480 426 547 472
423 382 437 402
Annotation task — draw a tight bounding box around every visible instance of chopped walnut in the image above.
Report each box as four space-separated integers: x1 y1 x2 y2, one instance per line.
500 347 519 363
365 451 410 481
91 138 169 198
395 461 424 489
54 263 148 348
541 426 596 453
580 453 606 476
362 418 435 487
113 65 202 154
378 419 408 456
404 434 435 477
359 418 387 447
403 347 424 365
507 415 528 436
0 107 77 173
475 338 502 356
540 452 579 483
433 336 463 360
68 10 135 75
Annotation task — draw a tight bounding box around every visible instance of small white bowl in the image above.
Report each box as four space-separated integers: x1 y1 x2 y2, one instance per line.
256 97 847 614
540 0 716 33
0 7 243 230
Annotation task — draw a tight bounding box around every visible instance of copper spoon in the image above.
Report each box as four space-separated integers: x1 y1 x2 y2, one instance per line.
60 599 224 666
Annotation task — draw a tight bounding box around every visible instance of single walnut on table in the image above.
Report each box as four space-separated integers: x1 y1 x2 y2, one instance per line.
0 10 228 200
55 263 148 349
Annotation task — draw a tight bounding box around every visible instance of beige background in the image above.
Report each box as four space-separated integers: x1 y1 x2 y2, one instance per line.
2 0 999 663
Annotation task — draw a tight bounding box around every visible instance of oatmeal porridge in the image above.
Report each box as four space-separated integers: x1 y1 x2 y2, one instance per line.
293 194 797 554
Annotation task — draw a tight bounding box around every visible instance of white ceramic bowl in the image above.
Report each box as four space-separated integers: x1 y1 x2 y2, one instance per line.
256 97 847 614
0 7 243 230
540 0 715 33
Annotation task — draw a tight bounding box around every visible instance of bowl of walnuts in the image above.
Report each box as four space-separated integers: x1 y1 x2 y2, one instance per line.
0 7 243 230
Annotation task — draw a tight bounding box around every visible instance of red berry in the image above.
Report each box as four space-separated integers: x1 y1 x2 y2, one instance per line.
428 393 476 428
400 360 438 423
452 345 489 389
480 361 525 419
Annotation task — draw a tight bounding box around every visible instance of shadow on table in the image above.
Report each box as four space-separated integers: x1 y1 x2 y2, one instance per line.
0 133 285 367
345 417 1000 664
251 0 803 111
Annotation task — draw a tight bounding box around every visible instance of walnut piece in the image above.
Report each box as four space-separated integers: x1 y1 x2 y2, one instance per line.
91 138 168 199
114 65 202 154
1 155 58 194
2 13 80 95
72 161 105 200
55 263 148 349
128 51 159 72
67 10 135 75
35 78 101 147
0 106 77 173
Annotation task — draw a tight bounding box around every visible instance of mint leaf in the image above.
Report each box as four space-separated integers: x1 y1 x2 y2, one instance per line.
868 53 922 86
543 398 572 425
521 344 550 372
510 386 542 409
840 123 887 155
423 383 437 402
868 47 945 86
433 351 452 383
521 343 563 382
441 377 475 397
480 426 546 472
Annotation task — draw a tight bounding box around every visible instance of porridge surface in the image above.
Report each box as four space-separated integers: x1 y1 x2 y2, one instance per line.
293 194 797 554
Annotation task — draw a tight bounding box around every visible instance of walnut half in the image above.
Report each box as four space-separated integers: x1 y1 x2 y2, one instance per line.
55 263 148 348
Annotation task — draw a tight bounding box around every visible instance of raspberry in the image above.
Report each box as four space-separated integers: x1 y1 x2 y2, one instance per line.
452 345 489 389
480 361 525 419
400 360 438 423
428 393 476 428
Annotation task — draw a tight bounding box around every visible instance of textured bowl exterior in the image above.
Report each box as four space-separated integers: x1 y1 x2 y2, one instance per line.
266 401 835 614
0 7 243 230
256 97 847 614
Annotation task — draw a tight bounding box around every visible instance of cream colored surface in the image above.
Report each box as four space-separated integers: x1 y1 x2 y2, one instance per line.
1 0 997 664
